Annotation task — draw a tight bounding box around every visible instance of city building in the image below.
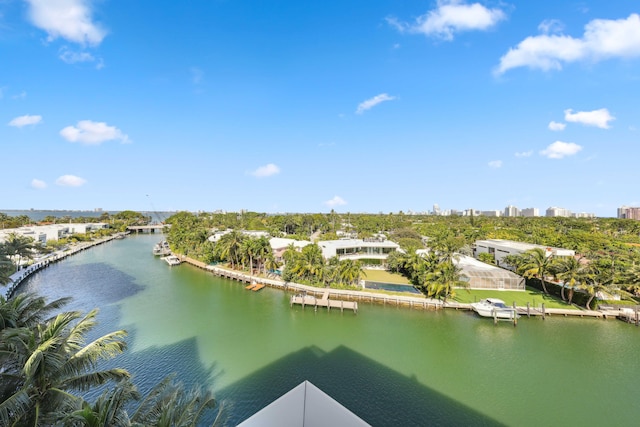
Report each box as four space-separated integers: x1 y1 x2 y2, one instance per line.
473 239 575 269
572 212 596 219
480 210 502 217
504 205 520 217
546 207 572 217
520 208 539 217
618 206 640 220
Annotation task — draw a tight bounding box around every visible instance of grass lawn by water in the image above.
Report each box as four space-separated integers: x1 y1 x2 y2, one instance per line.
362 269 411 284
452 287 577 309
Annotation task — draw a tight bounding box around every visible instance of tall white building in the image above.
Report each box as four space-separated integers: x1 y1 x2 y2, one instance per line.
432 204 441 216
504 205 520 217
546 207 572 217
520 208 539 217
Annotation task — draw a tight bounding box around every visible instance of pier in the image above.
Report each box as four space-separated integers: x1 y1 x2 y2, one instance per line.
290 292 358 313
176 255 640 323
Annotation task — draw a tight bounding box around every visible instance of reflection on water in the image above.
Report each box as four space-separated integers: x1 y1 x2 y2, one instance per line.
18 234 640 427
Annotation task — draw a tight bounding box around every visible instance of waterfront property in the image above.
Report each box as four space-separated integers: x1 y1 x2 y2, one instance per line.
473 239 575 268
455 254 525 290
269 237 312 263
0 223 109 244
317 239 401 265
17 234 640 426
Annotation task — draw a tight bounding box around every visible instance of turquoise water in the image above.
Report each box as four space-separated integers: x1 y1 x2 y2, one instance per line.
20 234 640 426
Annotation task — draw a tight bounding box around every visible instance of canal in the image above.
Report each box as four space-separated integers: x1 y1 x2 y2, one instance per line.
19 234 640 426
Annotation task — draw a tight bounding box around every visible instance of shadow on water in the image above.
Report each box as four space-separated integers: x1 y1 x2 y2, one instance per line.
18 261 145 308
219 345 506 427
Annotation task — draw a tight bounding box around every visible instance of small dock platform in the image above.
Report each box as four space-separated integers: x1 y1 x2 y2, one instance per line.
290 294 358 313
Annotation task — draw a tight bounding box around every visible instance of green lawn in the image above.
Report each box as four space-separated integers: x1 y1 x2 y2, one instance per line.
362 269 411 285
452 287 577 309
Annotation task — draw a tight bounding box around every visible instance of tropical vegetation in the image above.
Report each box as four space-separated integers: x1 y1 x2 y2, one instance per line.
0 293 220 426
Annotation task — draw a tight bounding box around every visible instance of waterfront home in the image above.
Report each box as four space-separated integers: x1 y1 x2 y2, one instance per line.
318 239 401 266
473 239 575 268
269 237 312 263
416 249 525 290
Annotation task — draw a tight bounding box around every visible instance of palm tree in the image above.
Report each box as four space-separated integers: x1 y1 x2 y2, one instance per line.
336 259 365 287
130 374 218 427
423 261 467 304
0 254 13 286
580 263 614 310
264 253 280 278
0 309 129 426
62 379 140 427
240 238 258 274
288 244 324 283
254 236 272 275
519 248 555 294
3 233 37 271
215 231 244 269
0 292 71 331
555 257 585 303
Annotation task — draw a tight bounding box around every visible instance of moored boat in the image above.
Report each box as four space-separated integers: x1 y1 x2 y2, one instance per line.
153 240 171 256
161 255 182 266
470 298 518 319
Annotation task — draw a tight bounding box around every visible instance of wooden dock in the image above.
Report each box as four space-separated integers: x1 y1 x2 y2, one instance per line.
290 294 358 313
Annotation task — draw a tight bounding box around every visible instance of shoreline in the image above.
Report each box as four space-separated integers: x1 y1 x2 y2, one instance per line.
4 232 127 299
177 254 636 323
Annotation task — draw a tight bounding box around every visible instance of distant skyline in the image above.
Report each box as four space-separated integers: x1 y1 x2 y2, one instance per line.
2 1 640 216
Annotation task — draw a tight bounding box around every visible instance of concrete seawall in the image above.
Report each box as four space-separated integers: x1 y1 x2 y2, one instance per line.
4 233 127 299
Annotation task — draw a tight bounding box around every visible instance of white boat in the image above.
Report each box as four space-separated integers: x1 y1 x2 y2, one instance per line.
470 298 519 319
153 240 171 256
162 255 182 266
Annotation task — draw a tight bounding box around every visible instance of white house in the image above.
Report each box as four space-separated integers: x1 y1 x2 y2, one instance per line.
317 239 401 262
473 239 575 268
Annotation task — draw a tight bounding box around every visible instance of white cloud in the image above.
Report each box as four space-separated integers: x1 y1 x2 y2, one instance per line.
12 91 27 100
387 0 506 40
496 14 640 74
26 0 106 45
59 46 95 63
356 93 396 114
251 163 280 178
8 114 42 127
60 120 130 145
31 179 47 189
540 141 583 159
56 174 87 187
515 150 533 158
548 121 566 131
325 196 347 207
538 19 564 35
488 160 502 168
564 108 614 129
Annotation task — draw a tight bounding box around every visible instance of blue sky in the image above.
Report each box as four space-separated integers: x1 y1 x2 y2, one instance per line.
1 1 639 216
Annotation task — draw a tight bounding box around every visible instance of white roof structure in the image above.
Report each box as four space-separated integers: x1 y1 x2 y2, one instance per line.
318 239 400 260
475 239 575 257
238 381 369 427
270 237 312 250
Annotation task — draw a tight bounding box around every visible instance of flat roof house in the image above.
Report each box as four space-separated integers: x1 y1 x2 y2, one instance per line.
318 239 401 263
474 239 575 269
